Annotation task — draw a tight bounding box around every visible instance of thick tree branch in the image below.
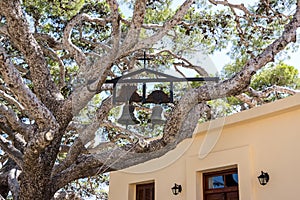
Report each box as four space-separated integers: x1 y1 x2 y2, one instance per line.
26 129 56 155
0 105 33 136
156 50 209 76
0 89 24 112
51 139 84 177
107 0 121 51
0 123 27 146
8 168 20 200
0 135 23 169
63 13 106 66
0 0 61 106
79 97 113 144
236 93 256 108
120 0 146 53
0 47 58 130
53 97 113 177
34 33 63 50
0 25 8 36
41 47 66 89
52 154 108 191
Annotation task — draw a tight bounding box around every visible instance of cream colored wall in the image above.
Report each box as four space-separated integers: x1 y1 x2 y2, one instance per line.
109 93 300 200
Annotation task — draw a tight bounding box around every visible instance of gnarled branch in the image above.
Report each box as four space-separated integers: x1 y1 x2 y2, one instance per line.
132 0 195 52
53 97 113 176
120 0 146 53
52 154 108 191
0 89 24 112
0 105 33 136
0 0 61 106
107 0 121 51
0 47 58 130
63 13 108 66
248 85 299 98
8 168 20 200
0 135 23 169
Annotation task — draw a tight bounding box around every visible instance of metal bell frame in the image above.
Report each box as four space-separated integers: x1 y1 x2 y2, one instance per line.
105 52 219 127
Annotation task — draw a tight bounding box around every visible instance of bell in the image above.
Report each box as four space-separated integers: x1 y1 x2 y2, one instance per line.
117 104 140 127
150 105 166 125
145 90 170 104
115 85 142 103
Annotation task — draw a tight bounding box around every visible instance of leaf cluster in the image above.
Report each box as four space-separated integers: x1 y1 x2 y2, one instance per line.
23 0 85 20
251 62 300 90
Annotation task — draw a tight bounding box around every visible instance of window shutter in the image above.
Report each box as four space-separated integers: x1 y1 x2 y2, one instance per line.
136 183 154 200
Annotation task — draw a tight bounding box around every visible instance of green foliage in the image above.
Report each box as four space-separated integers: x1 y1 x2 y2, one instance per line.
251 62 300 90
227 1 295 60
208 98 235 118
162 6 235 55
144 0 173 23
23 0 85 19
221 58 247 79
219 62 300 114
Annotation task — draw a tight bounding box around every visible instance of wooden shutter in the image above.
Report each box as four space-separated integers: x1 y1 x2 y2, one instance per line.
136 183 154 200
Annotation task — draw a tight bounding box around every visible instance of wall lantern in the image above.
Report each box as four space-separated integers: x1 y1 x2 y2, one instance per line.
171 183 182 195
257 171 269 186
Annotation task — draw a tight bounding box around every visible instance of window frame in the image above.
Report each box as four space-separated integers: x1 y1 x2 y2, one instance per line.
203 168 239 199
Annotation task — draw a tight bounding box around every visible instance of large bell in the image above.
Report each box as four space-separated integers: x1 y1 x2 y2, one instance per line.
115 85 142 103
150 105 166 125
117 104 140 127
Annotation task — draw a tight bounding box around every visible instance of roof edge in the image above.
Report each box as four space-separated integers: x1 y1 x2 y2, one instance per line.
194 93 300 135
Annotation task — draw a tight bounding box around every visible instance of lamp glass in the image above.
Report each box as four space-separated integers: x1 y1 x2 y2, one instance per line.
258 171 269 186
171 184 182 195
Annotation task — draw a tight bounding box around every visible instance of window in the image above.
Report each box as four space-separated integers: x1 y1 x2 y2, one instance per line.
203 168 239 200
136 182 154 200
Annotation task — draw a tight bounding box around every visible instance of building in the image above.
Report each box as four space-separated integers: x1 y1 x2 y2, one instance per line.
109 93 300 200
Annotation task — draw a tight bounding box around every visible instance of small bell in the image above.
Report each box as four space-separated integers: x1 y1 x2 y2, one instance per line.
145 90 170 104
117 104 140 127
150 105 166 126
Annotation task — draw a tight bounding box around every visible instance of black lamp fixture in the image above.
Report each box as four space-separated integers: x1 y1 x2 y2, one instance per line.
171 183 182 195
258 171 269 186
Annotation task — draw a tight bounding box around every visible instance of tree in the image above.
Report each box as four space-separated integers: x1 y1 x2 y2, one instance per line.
222 61 300 110
0 0 300 199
